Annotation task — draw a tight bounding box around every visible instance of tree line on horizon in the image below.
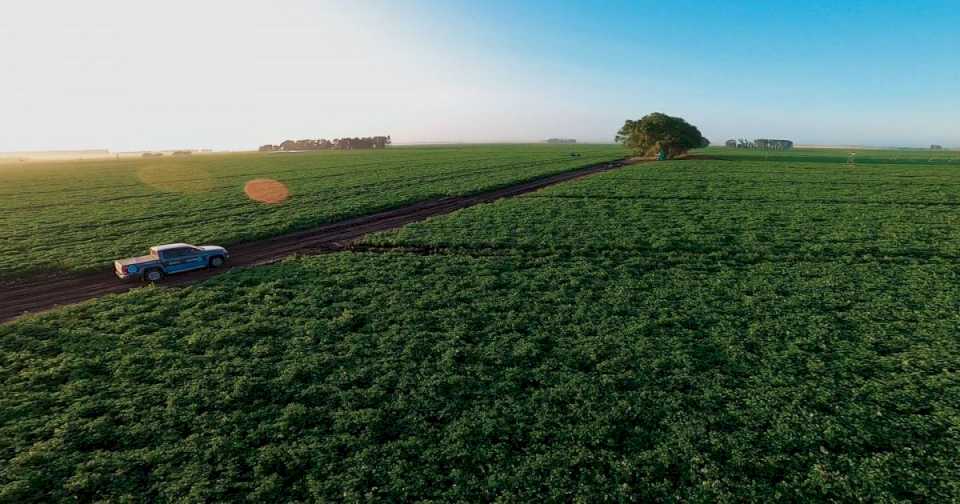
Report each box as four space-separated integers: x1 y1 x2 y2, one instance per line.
259 136 391 152
725 138 794 150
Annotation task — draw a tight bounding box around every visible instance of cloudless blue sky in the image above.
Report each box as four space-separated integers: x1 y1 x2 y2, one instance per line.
420 0 958 146
1 0 957 150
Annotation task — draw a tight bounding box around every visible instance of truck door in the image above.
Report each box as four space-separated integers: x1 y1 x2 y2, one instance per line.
180 247 207 272
161 247 205 273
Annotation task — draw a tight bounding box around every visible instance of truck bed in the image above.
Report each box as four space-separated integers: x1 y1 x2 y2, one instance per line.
114 255 156 266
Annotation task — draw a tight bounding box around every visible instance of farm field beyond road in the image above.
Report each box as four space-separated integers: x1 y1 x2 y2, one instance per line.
365 155 960 260
0 144 625 278
3 152 960 501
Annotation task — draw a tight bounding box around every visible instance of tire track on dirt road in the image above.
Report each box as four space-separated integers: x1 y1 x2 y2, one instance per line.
1 158 638 323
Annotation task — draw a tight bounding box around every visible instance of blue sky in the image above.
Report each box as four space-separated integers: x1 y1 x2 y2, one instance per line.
1 0 957 151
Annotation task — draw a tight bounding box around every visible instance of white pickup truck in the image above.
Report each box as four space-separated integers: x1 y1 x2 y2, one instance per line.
114 243 229 281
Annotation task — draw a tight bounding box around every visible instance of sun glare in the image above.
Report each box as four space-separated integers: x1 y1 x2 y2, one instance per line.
244 178 289 204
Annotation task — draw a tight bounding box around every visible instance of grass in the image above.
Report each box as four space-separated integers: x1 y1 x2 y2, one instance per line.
3 149 960 501
0 144 625 278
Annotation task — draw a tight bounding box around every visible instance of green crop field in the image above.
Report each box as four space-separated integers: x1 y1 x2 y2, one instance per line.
3 150 960 501
364 155 960 260
0 144 625 279
699 146 960 165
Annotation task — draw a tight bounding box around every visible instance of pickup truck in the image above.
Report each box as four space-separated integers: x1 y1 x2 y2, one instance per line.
114 243 229 281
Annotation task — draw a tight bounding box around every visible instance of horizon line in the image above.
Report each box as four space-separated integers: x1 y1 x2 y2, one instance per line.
2 142 958 157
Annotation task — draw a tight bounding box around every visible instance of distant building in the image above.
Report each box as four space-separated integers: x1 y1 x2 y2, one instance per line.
753 139 794 150
931 144 943 150
727 138 794 150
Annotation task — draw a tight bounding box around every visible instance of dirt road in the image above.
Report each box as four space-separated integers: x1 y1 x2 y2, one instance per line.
1 159 633 323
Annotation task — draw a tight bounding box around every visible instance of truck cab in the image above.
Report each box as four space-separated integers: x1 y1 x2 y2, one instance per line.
154 244 209 274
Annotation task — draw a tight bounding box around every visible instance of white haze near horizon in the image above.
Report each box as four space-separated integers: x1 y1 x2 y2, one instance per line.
1 0 956 152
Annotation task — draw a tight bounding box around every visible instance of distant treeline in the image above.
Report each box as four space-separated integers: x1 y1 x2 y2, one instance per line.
725 138 794 150
545 138 577 144
142 150 193 158
259 136 391 152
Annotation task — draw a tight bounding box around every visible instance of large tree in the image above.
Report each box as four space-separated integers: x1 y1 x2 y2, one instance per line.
616 113 709 159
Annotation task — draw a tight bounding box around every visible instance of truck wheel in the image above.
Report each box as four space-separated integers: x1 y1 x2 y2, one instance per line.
144 269 164 282
209 255 225 268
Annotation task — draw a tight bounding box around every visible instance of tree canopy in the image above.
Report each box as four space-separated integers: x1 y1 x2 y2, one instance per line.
615 113 709 159
260 136 391 152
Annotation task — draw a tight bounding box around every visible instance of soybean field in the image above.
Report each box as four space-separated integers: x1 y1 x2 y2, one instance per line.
3 151 960 501
0 144 625 278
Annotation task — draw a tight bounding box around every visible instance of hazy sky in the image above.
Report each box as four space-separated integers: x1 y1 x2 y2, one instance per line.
2 0 958 151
